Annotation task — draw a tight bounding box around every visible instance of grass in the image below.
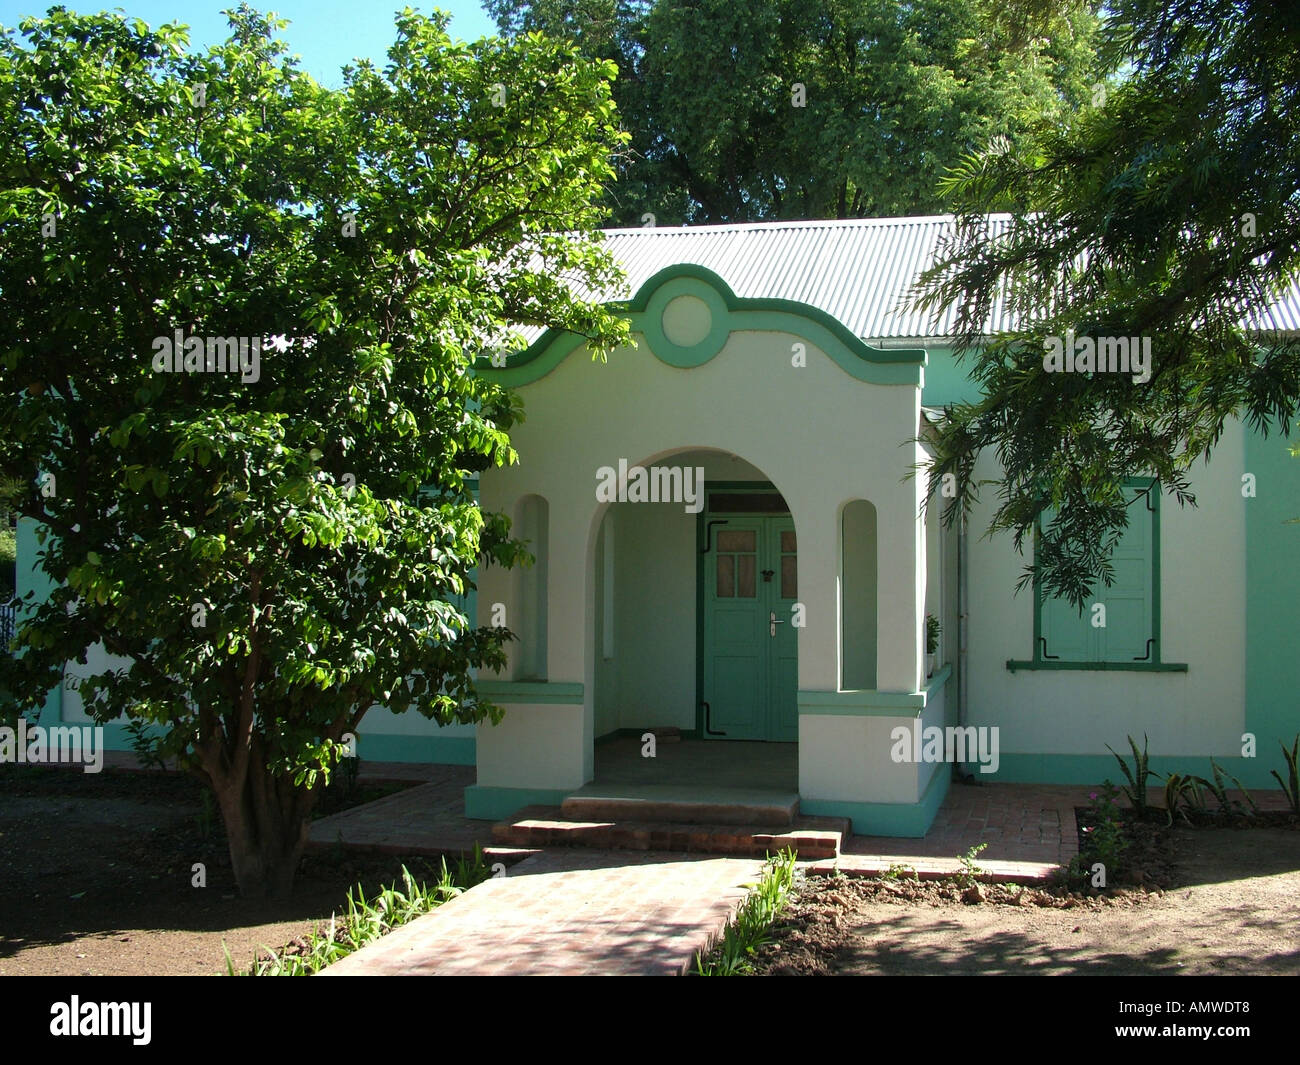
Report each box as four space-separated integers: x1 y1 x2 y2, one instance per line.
693 848 798 976
226 848 494 976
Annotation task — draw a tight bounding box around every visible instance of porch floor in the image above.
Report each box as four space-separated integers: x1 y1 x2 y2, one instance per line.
308 755 1089 878
592 734 797 790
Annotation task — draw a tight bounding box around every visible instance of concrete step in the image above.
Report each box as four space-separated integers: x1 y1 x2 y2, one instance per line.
560 784 800 827
492 806 850 860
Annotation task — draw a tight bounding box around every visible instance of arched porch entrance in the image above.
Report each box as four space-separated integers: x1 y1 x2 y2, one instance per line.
583 447 799 797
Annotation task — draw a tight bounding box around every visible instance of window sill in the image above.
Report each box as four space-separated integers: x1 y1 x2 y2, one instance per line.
1006 660 1188 674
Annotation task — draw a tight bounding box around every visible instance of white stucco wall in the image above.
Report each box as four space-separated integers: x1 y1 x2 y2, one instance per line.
479 328 924 692
474 322 926 795
965 423 1248 760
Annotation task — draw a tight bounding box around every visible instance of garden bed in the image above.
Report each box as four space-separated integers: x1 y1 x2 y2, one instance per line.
0 764 449 976
750 826 1300 975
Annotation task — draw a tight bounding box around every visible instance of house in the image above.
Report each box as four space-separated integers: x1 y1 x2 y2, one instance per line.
20 216 1300 835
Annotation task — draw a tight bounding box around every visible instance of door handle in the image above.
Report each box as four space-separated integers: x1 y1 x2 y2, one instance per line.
769 611 786 637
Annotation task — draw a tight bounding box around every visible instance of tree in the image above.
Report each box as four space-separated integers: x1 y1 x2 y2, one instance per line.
0 5 630 897
912 0 1300 606
487 0 1103 224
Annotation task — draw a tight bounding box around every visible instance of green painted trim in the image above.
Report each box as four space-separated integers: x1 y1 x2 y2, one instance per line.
1024 477 1172 670
350 734 475 766
1244 423 1300 751
798 689 926 715
697 482 784 739
642 275 731 366
474 681 584 704
703 480 783 501
1005 660 1188 673
77 720 477 766
59 722 138 755
695 506 705 737
924 664 953 692
463 784 572 821
480 265 925 387
801 764 949 837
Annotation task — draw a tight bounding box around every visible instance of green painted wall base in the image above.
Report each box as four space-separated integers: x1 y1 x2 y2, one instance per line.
988 752 1285 789
353 734 475 766
70 719 476 767
464 784 572 821
802 764 951 837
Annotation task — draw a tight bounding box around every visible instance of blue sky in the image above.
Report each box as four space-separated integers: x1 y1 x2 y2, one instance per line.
0 2 500 86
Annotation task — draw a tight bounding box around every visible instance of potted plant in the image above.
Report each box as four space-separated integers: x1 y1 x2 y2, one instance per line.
925 613 941 678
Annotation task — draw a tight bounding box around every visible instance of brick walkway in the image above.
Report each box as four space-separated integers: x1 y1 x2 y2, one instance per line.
828 781 1087 881
847 780 1085 864
315 774 1099 975
320 848 763 976
309 768 1090 871
307 765 497 855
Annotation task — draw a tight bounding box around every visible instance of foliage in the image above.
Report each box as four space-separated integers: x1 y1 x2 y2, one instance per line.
333 750 360 798
912 0 1300 608
197 788 217 841
230 850 493 975
1107 733 1154 816
0 526 14 600
954 841 988 888
0 6 629 897
1196 758 1258 818
1160 772 1202 826
1068 779 1128 886
123 718 169 773
694 848 797 975
489 0 1103 224
925 613 942 655
1271 735 1300 815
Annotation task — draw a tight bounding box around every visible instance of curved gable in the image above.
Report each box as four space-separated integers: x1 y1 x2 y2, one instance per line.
479 264 926 387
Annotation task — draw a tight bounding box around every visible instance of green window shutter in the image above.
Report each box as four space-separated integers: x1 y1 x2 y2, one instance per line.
1038 500 1094 662
1040 588 1093 661
1097 484 1154 661
1036 480 1157 664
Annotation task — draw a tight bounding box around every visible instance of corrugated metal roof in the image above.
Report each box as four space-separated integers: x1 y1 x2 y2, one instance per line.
518 215 1300 343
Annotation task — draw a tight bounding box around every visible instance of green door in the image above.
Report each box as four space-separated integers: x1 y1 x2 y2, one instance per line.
702 516 798 741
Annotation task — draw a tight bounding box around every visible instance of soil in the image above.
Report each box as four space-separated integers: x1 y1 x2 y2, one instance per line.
0 765 457 976
754 822 1300 975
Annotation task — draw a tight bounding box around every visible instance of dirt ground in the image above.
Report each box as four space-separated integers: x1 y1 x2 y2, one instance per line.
757 825 1300 975
7 766 1299 977
0 767 451 976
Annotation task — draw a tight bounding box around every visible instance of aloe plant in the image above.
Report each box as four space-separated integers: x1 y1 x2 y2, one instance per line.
1161 772 1201 825
1271 735 1300 815
1195 758 1258 817
1107 733 1155 816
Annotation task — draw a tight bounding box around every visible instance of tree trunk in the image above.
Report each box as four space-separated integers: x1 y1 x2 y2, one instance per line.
208 757 315 899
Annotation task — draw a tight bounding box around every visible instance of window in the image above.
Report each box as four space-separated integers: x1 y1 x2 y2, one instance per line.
1008 478 1187 673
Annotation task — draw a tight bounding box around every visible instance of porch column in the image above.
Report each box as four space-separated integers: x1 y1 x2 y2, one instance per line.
797 429 944 837
465 488 594 821
875 447 926 692
789 500 839 691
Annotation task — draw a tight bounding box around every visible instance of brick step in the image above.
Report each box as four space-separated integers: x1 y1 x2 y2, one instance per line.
560 787 799 827
492 806 849 860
